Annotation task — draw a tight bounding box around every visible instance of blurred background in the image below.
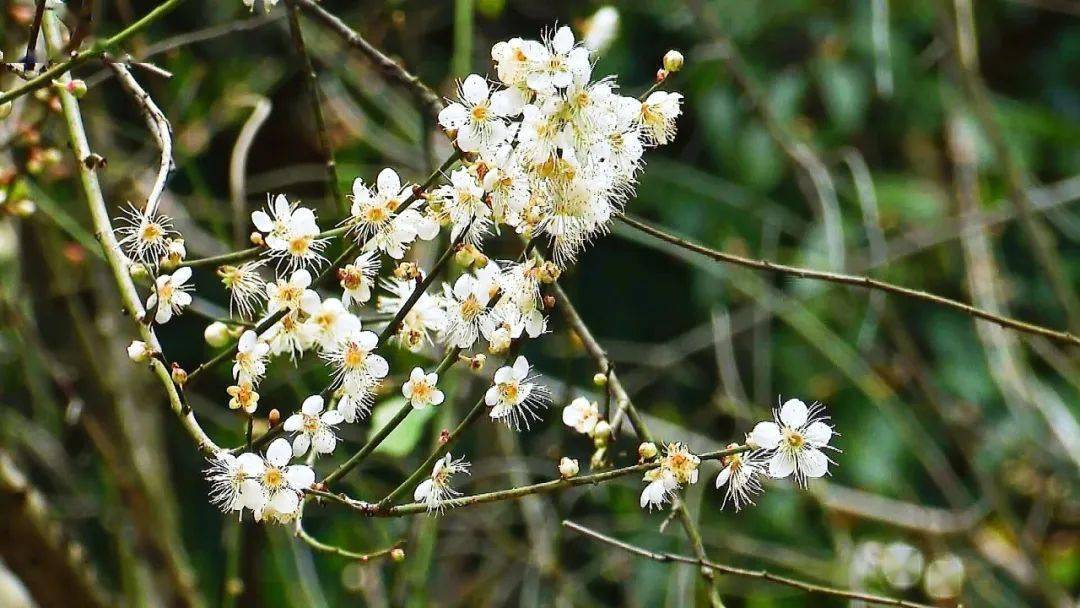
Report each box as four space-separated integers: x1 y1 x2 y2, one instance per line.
1 0 1078 606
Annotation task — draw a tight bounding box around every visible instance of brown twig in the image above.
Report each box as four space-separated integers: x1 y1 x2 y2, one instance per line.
619 213 1080 347
562 520 941 608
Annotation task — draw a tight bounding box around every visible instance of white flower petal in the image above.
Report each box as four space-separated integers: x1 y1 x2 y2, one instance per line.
749 421 781 449
267 437 292 467
780 399 808 428
801 448 829 478
804 421 833 447
768 451 796 479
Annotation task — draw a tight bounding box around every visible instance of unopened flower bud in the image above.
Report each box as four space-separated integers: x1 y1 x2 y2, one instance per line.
268 408 281 426
128 263 150 281
542 294 555 309
592 372 607 386
656 68 668 82
454 247 474 267
204 322 231 347
170 363 188 386
165 237 186 265
0 102 11 120
250 232 265 246
462 353 486 371
9 198 36 217
638 441 658 460
127 340 151 363
558 457 579 478
67 79 88 98
394 261 420 280
663 50 684 73
390 548 406 562
473 252 489 269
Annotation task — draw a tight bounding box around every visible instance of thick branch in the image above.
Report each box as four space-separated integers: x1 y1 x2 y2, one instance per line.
43 10 220 455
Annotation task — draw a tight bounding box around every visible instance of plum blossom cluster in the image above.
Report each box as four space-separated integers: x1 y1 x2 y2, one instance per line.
428 26 683 265
110 22 842 528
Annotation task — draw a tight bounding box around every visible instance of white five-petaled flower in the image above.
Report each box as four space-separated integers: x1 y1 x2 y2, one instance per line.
526 26 592 93
714 448 767 511
402 367 445 409
485 355 549 430
218 260 267 320
637 91 684 146
433 167 492 245
116 204 176 266
440 270 499 348
283 395 344 457
232 330 270 384
749 398 835 486
266 269 320 314
205 451 261 514
562 396 601 436
306 298 361 351
146 266 193 324
252 195 327 271
322 329 389 406
348 168 413 239
439 74 523 153
413 453 471 513
639 442 700 511
241 438 316 522
339 252 380 308
378 276 447 351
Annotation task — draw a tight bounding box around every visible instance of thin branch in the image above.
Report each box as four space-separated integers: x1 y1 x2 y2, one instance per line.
294 0 444 119
295 524 402 561
562 521 939 608
619 213 1080 347
106 59 175 216
0 0 191 105
43 10 220 455
316 447 749 516
284 0 346 215
946 0 1080 333
186 153 458 384
320 348 461 486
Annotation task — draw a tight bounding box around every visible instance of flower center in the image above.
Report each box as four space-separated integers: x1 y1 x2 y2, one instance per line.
341 268 362 289
288 235 312 256
262 467 284 489
302 415 320 434
471 103 489 121
783 428 805 450
412 382 433 402
363 205 390 223
459 295 483 320
159 281 175 301
343 344 366 369
498 382 519 402
140 221 164 242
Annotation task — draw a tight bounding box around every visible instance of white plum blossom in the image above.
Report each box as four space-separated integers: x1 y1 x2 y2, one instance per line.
233 330 270 384
266 269 320 314
402 367 444 409
749 398 835 486
252 195 327 271
438 74 522 153
347 168 413 240
637 91 684 145
639 443 699 511
485 355 549 430
205 451 262 514
439 271 499 349
338 252 380 308
305 298 361 350
241 438 316 522
218 260 267 320
283 395 344 457
432 167 492 245
413 453 471 513
378 276 446 351
714 448 767 511
116 204 176 266
336 393 368 423
562 397 601 436
226 381 260 414
322 329 389 406
146 266 193 324
526 26 591 93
